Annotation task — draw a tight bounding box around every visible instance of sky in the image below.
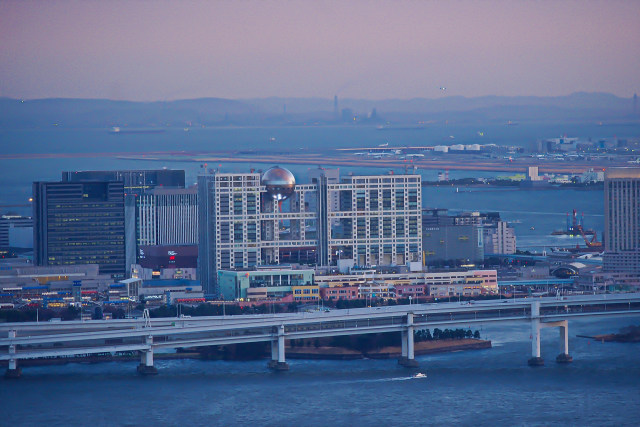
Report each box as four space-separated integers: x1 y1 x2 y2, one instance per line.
1 0 639 101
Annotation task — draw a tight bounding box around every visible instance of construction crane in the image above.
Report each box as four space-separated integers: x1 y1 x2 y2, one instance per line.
574 224 603 251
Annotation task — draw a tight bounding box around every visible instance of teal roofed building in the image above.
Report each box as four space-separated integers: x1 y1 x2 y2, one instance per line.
218 266 315 300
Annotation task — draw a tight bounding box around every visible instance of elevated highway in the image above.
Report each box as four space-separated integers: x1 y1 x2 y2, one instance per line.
2 293 640 377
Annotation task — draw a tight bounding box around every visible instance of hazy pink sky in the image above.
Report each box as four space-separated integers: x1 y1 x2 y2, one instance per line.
1 0 638 101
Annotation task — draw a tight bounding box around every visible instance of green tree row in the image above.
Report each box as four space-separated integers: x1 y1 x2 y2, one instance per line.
415 328 480 342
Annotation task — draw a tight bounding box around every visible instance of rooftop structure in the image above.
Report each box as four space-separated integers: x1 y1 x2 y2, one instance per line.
62 169 185 192
262 167 296 201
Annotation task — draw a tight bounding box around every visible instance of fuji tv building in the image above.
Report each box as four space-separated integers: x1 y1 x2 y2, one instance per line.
198 166 423 294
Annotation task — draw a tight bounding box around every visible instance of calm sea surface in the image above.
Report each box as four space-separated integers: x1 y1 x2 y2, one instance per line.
1 315 639 426
0 126 639 424
0 124 619 249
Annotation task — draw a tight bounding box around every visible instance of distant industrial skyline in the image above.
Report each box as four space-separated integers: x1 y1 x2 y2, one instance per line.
1 0 639 101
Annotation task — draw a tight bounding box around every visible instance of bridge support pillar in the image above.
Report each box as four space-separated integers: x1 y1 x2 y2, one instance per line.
5 358 21 379
137 335 158 375
528 302 544 366
268 324 289 371
4 330 21 378
555 321 572 363
398 313 419 368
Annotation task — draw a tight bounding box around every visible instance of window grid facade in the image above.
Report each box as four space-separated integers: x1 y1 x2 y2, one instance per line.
604 168 640 274
199 171 423 294
327 175 423 267
137 188 198 246
33 181 126 277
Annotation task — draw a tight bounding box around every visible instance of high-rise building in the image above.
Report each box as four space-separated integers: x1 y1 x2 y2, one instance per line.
33 181 126 277
136 187 198 246
483 221 516 255
604 167 640 274
0 214 33 249
198 172 263 293
308 167 340 212
198 167 423 294
326 174 422 268
62 169 186 270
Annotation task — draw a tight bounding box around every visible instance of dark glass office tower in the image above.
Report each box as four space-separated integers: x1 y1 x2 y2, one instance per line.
61 169 185 271
33 181 126 277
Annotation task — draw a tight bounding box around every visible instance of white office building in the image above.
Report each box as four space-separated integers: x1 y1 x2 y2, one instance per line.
198 168 422 294
137 187 198 246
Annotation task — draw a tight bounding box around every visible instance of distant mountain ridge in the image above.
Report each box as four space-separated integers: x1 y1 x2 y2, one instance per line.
0 92 637 128
247 92 631 114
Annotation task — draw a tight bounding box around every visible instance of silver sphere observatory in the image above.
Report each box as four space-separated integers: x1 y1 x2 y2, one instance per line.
262 166 296 201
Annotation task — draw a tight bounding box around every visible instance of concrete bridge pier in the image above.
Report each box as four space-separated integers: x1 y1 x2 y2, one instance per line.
137 335 158 375
400 330 407 359
550 320 573 363
528 302 544 366
268 324 289 371
5 358 21 379
527 302 573 366
4 330 21 379
398 313 419 368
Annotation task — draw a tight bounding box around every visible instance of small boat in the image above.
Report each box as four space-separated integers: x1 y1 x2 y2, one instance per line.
413 372 427 379
109 126 165 134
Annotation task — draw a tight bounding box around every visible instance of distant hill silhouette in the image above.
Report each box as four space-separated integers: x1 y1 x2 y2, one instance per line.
0 92 637 128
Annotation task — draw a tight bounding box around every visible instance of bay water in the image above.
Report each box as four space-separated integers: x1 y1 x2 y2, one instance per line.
1 315 638 426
